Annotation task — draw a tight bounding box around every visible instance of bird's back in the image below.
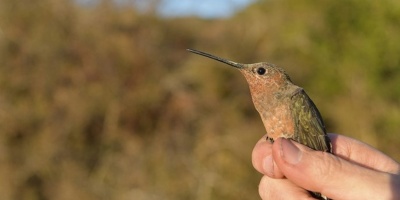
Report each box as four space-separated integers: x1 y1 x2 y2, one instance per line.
289 87 332 153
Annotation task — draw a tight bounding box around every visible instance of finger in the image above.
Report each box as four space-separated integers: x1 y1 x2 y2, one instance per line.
328 133 400 174
273 138 399 200
258 175 314 200
252 134 284 178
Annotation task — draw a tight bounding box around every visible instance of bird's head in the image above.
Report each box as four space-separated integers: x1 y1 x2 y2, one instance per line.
187 49 292 96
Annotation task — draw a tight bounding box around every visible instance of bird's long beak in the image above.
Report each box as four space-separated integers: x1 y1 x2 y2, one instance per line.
187 49 244 69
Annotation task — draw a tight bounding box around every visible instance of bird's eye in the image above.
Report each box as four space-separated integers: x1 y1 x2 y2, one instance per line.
257 67 266 75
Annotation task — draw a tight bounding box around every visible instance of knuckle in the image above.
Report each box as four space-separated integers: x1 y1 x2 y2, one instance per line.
315 152 342 190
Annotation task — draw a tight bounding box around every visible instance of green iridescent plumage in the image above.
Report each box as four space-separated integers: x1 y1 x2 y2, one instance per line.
290 88 332 153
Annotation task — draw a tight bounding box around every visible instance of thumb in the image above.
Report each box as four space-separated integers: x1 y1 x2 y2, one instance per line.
272 138 398 200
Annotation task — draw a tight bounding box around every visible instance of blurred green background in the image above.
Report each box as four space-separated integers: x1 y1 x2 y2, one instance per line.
0 0 400 199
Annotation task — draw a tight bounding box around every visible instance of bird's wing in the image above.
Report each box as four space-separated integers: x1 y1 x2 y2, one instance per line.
290 88 332 153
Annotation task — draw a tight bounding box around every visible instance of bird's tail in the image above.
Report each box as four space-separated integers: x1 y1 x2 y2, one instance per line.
310 191 330 200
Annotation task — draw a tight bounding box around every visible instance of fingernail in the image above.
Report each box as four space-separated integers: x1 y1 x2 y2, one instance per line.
263 155 274 176
280 138 302 164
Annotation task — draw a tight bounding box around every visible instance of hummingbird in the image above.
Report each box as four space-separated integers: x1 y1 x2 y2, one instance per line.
187 49 332 200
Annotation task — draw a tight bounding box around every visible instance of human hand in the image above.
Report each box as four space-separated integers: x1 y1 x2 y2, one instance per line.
252 133 400 199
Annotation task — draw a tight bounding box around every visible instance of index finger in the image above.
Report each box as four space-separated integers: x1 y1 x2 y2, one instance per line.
252 134 285 178
329 133 400 174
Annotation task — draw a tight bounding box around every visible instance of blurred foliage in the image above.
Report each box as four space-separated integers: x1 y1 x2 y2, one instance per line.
0 0 399 199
